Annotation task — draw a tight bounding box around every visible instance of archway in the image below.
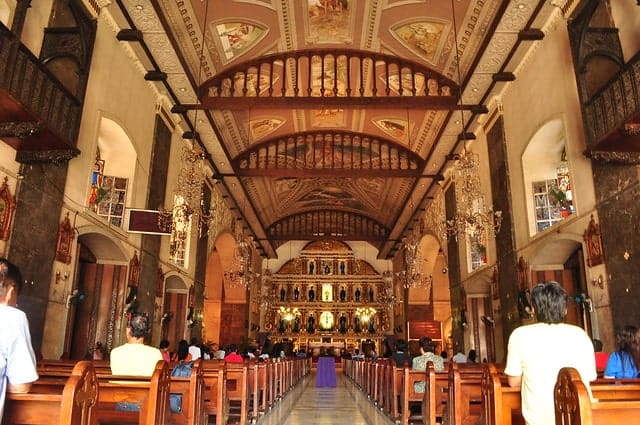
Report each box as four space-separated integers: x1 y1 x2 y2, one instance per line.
161 274 188 352
528 236 588 331
522 118 574 236
63 230 128 360
406 234 451 355
204 232 248 348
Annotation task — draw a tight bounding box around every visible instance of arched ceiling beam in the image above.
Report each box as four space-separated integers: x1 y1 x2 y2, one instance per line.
187 49 471 111
267 210 390 242
233 130 435 178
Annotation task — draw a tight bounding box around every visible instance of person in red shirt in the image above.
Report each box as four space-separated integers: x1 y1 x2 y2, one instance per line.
224 344 244 363
593 338 609 372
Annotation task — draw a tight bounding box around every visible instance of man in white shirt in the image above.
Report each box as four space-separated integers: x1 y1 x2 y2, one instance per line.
188 338 202 360
0 258 39 421
110 312 163 376
452 351 467 363
505 282 596 425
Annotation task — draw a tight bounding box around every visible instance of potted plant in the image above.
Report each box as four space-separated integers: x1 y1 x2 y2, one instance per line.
548 187 571 216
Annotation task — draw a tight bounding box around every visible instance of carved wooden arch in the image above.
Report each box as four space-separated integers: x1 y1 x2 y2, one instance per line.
0 177 15 241
267 210 389 242
196 48 461 110
234 130 426 178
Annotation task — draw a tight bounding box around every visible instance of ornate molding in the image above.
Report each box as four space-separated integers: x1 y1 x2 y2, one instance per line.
584 150 640 165
0 122 42 139
15 149 79 164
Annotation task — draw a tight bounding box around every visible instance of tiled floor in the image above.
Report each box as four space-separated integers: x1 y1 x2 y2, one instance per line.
257 371 395 425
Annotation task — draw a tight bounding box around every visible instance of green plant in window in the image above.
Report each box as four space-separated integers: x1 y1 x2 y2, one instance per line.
94 187 111 206
548 186 569 210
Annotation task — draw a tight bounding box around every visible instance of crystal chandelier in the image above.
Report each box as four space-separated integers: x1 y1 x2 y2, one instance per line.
162 144 212 236
258 265 275 307
223 227 255 289
444 149 502 241
378 272 398 305
397 233 433 289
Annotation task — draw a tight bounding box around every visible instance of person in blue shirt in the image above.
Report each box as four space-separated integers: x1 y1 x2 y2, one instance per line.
604 325 640 379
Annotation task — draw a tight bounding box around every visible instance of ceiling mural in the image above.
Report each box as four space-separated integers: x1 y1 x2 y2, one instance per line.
250 118 285 141
373 118 410 142
391 20 450 64
311 109 346 128
213 21 267 62
305 0 355 44
123 0 559 257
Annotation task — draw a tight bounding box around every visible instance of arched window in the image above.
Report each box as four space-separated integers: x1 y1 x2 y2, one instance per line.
522 119 574 235
87 118 136 228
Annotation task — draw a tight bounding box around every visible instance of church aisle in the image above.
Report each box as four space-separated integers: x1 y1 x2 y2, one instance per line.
256 370 395 425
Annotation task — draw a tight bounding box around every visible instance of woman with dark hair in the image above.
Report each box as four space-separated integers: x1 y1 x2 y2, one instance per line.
171 339 192 362
604 325 640 378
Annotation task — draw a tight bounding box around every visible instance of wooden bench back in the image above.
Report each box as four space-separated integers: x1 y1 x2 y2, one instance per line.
401 368 428 425
201 359 229 425
422 363 449 425
448 362 484 425
225 362 249 425
4 360 97 425
555 367 640 425
168 359 206 425
94 359 170 425
481 363 524 425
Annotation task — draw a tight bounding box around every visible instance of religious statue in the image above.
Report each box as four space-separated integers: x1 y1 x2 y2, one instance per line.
307 315 316 333
308 287 315 301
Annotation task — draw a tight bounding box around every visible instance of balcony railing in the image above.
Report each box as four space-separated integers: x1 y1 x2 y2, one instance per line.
0 22 81 162
583 52 640 148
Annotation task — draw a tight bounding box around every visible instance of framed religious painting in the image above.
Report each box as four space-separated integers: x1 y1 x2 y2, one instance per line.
0 176 16 241
584 214 604 267
55 212 74 264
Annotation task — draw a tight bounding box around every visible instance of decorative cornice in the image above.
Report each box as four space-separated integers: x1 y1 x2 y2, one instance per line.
15 149 79 164
584 150 640 165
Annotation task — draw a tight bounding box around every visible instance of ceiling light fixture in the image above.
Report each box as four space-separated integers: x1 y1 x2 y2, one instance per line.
443 0 502 242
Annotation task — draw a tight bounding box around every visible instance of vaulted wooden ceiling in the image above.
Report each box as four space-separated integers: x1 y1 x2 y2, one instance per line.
111 0 556 258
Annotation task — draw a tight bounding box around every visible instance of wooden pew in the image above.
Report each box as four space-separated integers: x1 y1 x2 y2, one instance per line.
38 360 186 425
168 360 206 425
481 363 524 425
555 367 640 425
376 359 390 410
401 368 427 425
448 362 484 425
387 364 404 421
247 360 268 422
483 364 640 425
422 363 449 425
225 362 250 425
4 360 97 425
93 360 170 425
201 360 229 425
